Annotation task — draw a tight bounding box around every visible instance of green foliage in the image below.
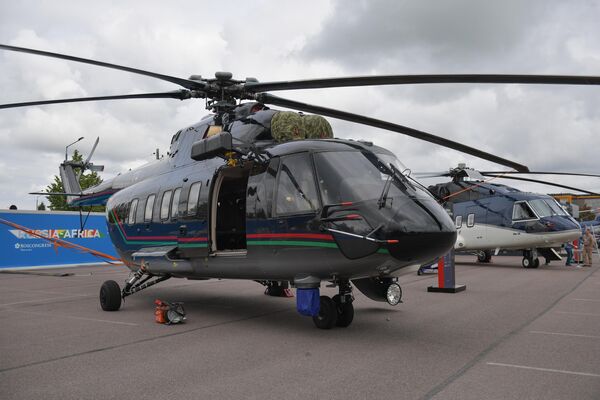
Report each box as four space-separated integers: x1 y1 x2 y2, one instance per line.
37 202 46 210
45 150 105 212
579 203 596 222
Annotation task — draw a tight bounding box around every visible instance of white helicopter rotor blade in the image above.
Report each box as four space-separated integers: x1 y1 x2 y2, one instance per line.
85 137 100 166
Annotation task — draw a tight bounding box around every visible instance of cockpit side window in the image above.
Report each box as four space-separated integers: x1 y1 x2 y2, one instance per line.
512 201 537 221
275 153 319 215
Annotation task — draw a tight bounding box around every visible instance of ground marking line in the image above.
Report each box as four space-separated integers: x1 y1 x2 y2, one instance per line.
529 330 600 339
556 311 600 317
0 294 93 307
487 362 600 378
419 263 597 400
571 298 600 302
2 308 138 326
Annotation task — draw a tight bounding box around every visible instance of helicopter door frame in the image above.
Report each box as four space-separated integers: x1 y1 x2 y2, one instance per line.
210 173 224 253
209 164 252 256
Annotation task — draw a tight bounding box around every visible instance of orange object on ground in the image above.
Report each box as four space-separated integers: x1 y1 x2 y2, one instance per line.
154 299 169 324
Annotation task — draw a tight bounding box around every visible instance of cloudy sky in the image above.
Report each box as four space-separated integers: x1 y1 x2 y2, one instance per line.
1 0 599 209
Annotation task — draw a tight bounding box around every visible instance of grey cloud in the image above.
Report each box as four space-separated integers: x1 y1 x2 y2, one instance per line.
304 0 549 70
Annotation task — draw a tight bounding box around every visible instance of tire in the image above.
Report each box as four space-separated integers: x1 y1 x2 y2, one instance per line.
478 251 492 263
522 257 530 268
532 258 540 268
312 296 337 329
332 294 354 328
100 280 122 311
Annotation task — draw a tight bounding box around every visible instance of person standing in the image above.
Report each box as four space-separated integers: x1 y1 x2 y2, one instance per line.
583 228 595 267
565 241 574 266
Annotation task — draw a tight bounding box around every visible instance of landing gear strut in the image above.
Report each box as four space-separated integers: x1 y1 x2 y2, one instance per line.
522 249 539 269
312 279 354 329
99 265 171 311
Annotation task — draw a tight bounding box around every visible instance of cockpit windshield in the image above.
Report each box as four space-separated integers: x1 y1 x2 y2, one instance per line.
528 198 568 217
313 150 421 204
376 152 410 176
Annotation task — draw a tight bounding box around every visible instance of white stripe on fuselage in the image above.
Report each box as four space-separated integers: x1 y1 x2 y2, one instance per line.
455 224 580 251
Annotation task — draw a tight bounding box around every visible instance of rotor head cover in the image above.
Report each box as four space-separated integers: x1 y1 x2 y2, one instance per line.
271 111 305 141
304 115 333 139
270 112 334 142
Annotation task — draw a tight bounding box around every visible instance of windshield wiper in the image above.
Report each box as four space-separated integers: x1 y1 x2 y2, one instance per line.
377 172 393 209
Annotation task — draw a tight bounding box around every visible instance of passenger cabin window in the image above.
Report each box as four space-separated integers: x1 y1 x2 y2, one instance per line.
187 182 202 215
467 213 475 227
144 194 156 222
160 190 172 220
455 215 462 229
512 201 537 221
128 199 138 225
171 188 181 219
275 153 319 215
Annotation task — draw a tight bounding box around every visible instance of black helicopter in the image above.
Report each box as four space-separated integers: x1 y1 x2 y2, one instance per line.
421 165 599 268
3 43 600 329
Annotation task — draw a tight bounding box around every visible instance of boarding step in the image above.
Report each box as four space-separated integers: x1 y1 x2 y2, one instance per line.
132 246 177 260
211 249 247 257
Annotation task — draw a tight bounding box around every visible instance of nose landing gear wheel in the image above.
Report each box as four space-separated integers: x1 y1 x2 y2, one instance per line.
332 294 354 327
100 280 122 311
312 296 337 329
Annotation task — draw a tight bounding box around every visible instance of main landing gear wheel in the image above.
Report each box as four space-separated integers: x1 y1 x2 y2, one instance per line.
100 280 122 311
312 296 338 329
477 250 492 263
332 294 354 328
522 257 539 269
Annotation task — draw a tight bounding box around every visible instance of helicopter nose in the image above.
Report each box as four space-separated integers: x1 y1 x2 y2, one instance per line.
540 215 581 244
384 230 457 263
379 197 457 263
542 215 581 232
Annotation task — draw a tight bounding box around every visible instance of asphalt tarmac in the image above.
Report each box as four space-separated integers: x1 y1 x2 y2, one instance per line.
1 254 599 400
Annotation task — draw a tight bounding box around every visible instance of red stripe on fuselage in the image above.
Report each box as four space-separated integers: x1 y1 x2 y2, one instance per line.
246 233 334 241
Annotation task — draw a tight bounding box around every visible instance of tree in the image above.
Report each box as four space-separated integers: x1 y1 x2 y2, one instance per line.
45 150 105 212
37 202 46 210
579 202 596 222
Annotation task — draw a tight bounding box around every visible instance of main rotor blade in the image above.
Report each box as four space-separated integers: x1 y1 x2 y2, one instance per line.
412 172 451 178
484 174 598 195
0 90 192 109
257 93 529 172
246 74 600 92
481 171 600 178
0 44 205 90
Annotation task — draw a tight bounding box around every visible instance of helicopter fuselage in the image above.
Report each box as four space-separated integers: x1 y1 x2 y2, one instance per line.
102 116 456 283
429 180 581 254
